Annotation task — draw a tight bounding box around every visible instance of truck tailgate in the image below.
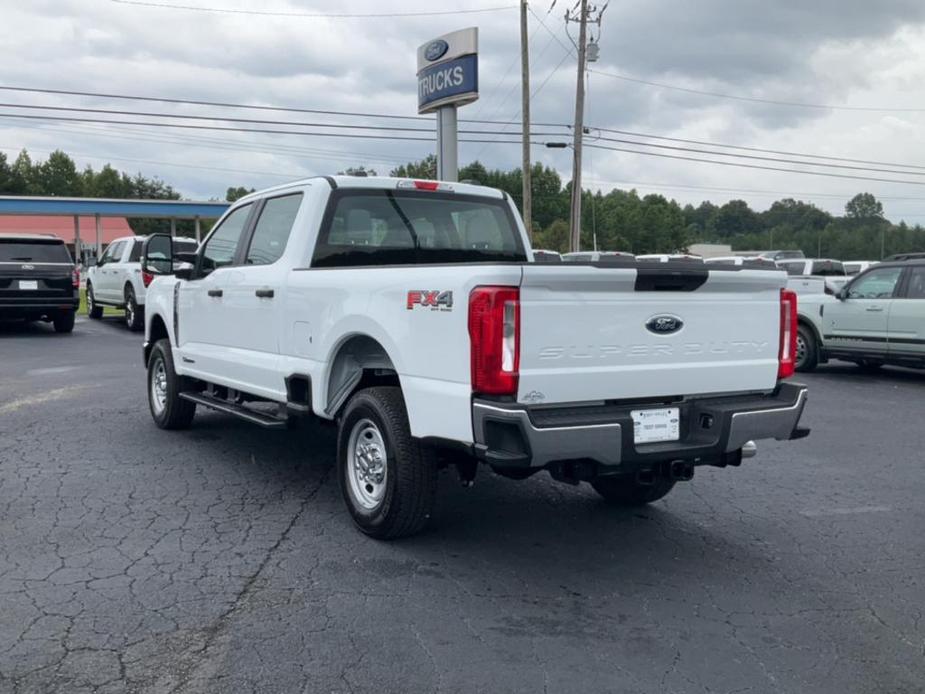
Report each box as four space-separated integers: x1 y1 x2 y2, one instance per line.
518 264 786 404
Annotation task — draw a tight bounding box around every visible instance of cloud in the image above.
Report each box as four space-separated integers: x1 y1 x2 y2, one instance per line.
1 0 925 222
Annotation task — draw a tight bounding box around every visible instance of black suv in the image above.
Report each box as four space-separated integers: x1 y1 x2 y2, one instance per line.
0 234 79 333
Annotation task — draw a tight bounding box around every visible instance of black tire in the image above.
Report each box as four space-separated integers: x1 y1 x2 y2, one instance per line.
124 286 143 331
591 474 676 506
147 339 196 429
795 325 818 373
52 311 75 334
86 283 103 319
337 386 437 539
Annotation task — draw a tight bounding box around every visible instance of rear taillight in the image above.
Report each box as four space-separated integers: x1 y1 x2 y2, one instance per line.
778 289 797 379
71 267 79 288
141 271 154 287
468 286 520 395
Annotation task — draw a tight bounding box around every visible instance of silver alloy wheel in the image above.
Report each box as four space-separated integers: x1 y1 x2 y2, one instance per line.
126 293 135 326
87 289 94 314
150 357 167 414
795 332 808 367
346 418 388 510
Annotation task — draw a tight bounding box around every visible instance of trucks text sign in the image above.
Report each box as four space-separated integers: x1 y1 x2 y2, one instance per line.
417 28 478 114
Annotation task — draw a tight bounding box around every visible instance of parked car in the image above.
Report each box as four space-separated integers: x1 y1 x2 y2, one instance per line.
793 260 925 372
635 254 703 263
531 249 562 262
140 175 809 539
843 260 878 275
86 235 199 330
776 258 849 294
561 251 635 262
737 250 805 261
0 233 79 332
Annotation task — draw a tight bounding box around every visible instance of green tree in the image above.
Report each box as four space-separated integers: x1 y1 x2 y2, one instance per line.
845 192 883 220
11 150 41 195
38 150 81 196
0 152 13 193
226 186 255 202
337 166 377 177
390 154 437 179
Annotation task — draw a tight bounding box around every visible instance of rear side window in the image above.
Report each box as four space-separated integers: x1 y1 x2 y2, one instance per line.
0 239 71 263
129 240 143 262
246 194 302 266
904 267 925 299
312 191 526 267
202 204 252 272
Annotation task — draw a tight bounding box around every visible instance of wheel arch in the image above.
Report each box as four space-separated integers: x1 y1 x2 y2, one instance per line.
324 333 400 418
797 315 822 346
144 313 169 364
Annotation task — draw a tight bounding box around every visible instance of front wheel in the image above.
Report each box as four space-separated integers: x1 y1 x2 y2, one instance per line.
591 475 675 506
124 286 143 331
795 325 818 372
147 339 196 429
337 387 437 539
86 283 103 319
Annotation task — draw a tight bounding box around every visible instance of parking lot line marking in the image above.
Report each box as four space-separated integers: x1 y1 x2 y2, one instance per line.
800 505 893 517
26 366 79 376
0 385 91 415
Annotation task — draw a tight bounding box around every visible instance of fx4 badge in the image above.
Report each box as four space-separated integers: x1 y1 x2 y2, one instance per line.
407 290 454 311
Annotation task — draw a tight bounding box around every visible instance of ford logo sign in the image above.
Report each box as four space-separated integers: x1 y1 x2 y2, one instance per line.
646 315 684 335
21 264 34 270
424 39 449 62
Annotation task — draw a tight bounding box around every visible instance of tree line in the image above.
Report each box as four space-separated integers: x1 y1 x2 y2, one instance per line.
2 148 922 260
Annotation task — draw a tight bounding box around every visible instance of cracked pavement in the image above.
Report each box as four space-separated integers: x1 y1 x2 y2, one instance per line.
1 317 923 693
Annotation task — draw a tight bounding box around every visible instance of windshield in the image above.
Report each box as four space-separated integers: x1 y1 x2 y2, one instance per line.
312 190 526 267
0 239 71 263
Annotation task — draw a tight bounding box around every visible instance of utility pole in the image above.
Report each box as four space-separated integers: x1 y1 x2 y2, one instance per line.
567 0 589 253
520 0 532 238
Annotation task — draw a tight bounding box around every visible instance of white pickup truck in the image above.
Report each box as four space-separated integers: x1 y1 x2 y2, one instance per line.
141 176 809 539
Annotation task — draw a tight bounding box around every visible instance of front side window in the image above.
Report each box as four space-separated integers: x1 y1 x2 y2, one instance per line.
201 204 252 273
312 191 526 267
847 267 902 299
245 194 302 266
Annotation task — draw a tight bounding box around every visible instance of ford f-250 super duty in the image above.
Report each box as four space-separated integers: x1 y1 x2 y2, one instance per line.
140 176 810 539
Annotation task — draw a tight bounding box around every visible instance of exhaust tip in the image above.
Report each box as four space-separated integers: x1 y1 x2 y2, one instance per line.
741 441 758 459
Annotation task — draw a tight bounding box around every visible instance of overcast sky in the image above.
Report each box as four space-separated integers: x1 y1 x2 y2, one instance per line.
3 0 925 222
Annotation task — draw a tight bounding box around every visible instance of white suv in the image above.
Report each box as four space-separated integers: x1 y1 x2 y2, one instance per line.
86 235 198 330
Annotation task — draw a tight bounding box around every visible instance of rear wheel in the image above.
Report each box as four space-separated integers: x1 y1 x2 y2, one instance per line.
591 474 675 506
86 283 103 319
52 311 75 334
124 286 143 331
337 386 437 539
147 339 196 429
795 325 818 372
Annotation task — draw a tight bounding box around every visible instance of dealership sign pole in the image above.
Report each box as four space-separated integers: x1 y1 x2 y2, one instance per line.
417 28 479 182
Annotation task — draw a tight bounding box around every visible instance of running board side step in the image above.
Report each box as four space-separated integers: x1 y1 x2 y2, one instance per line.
179 392 288 429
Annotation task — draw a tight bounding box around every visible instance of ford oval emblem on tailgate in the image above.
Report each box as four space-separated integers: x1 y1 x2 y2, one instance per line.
646 314 684 335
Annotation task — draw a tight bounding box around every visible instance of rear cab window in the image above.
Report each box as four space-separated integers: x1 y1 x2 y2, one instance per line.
811 260 846 276
0 238 72 263
311 190 526 267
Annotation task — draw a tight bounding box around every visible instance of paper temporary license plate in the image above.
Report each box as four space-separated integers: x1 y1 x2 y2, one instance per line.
19 280 38 290
631 407 680 444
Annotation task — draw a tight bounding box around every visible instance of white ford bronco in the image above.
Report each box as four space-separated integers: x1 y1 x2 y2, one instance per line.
141 176 809 539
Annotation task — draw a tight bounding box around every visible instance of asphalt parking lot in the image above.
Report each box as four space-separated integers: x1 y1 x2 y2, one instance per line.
1 317 923 694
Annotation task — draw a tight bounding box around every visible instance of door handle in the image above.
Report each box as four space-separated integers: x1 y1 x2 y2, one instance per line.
865 306 883 312
255 288 274 299
207 289 223 298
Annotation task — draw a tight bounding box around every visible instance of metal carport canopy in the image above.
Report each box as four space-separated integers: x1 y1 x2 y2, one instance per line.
0 196 229 219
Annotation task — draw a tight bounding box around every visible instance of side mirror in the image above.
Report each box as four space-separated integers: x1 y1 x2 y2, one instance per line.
142 234 174 276
837 288 848 300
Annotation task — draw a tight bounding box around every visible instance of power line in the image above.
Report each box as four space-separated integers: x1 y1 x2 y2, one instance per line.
0 84 568 127
591 126 925 171
110 0 517 18
585 143 925 186
592 134 925 178
588 67 925 113
0 112 566 141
